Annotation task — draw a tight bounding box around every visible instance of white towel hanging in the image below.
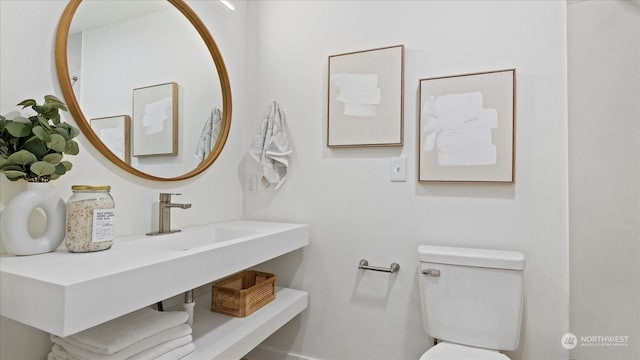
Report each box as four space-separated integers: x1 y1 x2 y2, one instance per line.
195 107 222 163
248 101 292 190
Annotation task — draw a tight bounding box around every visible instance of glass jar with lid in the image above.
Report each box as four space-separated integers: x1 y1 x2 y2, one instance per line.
65 185 115 253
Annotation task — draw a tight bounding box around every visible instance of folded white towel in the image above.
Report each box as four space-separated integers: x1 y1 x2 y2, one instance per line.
129 335 192 360
51 335 192 360
48 351 66 360
155 342 195 360
53 324 192 360
248 101 292 190
52 308 188 355
51 345 80 360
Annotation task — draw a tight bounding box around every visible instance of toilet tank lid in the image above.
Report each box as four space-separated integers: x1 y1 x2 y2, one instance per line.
418 245 525 270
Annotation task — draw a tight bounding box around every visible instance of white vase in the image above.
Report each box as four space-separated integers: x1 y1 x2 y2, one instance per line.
1 182 66 256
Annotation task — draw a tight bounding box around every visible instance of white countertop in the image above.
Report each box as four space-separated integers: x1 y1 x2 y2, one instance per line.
0 220 309 336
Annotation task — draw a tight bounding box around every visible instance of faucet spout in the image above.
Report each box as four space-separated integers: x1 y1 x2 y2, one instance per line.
165 203 192 210
146 193 192 236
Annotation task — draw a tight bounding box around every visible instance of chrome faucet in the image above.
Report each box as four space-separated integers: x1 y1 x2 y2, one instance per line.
146 193 192 236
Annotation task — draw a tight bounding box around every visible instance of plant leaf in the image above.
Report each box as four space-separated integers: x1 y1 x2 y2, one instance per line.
68 126 79 139
44 95 68 111
49 111 61 125
30 161 56 176
0 162 23 171
60 161 72 171
46 134 66 152
32 126 49 141
3 170 26 181
37 115 51 130
23 137 48 158
7 150 37 165
65 139 79 155
43 153 63 164
52 127 69 139
5 122 31 137
32 105 51 116
54 162 67 175
17 99 36 108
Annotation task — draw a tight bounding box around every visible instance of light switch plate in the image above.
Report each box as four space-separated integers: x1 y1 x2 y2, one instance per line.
390 157 407 182
246 173 257 195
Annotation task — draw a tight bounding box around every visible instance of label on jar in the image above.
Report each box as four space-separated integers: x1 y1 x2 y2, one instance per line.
92 209 115 242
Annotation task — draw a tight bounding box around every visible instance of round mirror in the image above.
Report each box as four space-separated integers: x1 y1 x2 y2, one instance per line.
55 0 232 181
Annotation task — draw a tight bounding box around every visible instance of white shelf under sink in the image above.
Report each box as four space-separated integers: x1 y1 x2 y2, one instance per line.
176 287 308 360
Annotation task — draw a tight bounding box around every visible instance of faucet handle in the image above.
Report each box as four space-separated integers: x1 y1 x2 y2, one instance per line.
159 193 182 202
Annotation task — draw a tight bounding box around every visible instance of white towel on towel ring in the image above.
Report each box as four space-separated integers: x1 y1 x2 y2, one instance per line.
248 101 292 190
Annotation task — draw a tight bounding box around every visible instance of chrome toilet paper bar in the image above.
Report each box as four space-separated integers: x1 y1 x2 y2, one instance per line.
358 259 400 273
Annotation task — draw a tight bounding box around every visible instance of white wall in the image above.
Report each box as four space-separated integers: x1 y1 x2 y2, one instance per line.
568 1 640 359
1 1 576 360
244 1 569 360
0 1 249 358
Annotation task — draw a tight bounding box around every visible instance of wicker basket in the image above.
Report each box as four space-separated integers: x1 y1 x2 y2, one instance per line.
211 270 276 317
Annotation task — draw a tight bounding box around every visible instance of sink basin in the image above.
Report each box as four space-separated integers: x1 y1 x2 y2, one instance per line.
129 225 258 251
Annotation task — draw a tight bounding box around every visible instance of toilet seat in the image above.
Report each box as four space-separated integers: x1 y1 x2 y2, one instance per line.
420 342 510 360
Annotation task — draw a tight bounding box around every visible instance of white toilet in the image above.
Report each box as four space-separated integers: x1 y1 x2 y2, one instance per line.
417 245 525 360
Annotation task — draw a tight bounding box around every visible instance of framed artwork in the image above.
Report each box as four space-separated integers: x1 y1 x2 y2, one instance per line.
327 45 404 147
132 82 178 157
90 115 131 164
418 69 516 183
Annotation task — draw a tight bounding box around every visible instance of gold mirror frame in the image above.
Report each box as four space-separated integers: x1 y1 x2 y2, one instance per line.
55 0 232 181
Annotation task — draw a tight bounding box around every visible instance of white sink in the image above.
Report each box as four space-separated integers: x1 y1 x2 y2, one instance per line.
134 226 259 252
0 220 309 336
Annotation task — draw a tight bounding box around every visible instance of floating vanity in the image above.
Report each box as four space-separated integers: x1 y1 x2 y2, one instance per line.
0 220 309 359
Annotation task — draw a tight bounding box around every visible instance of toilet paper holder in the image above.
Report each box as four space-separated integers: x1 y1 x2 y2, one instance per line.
358 259 400 273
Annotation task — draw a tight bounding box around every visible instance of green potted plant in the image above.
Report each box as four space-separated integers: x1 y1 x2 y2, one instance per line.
0 95 79 182
0 95 80 255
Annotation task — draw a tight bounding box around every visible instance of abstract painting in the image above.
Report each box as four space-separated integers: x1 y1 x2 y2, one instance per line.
328 45 404 147
132 82 178 157
419 69 515 183
90 115 131 164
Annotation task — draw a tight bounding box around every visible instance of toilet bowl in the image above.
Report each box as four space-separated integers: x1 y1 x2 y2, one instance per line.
417 245 525 360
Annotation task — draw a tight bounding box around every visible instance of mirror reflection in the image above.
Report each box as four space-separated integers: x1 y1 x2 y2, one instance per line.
60 0 228 180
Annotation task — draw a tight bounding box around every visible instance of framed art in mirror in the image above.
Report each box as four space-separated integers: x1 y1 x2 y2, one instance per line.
327 45 404 147
132 82 178 157
418 69 516 183
90 115 131 164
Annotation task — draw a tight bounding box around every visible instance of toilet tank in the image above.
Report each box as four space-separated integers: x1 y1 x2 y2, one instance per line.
418 245 525 351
